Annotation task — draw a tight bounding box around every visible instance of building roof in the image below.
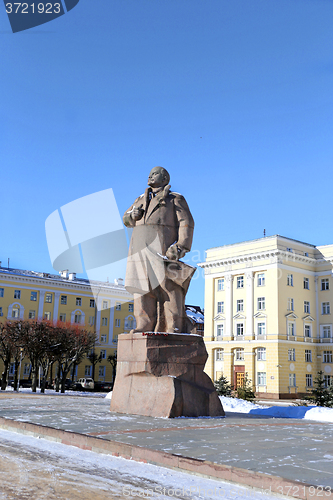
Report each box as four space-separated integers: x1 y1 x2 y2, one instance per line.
207 234 317 252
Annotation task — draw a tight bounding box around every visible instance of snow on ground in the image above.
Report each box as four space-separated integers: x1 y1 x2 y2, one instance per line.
220 396 333 423
0 429 279 500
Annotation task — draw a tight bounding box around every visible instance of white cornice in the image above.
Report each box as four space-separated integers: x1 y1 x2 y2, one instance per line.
198 249 329 271
0 273 132 299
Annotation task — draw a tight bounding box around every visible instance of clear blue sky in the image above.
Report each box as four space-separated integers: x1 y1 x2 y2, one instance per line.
1 0 332 307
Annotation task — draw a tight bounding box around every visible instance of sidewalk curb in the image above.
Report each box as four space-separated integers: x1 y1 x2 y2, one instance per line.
0 416 329 500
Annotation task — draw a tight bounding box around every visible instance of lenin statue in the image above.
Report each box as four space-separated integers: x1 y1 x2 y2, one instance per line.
123 167 195 333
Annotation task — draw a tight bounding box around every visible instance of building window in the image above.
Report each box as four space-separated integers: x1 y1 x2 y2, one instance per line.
100 334 107 343
116 303 121 311
257 297 265 310
323 325 332 338
59 313 66 322
23 363 31 376
85 366 92 377
288 322 295 337
76 297 82 306
322 302 330 315
89 316 95 326
323 351 333 363
12 307 19 318
236 323 244 336
0 288 4 297
61 295 67 305
289 373 296 387
90 299 95 308
217 279 224 291
257 372 266 386
74 314 81 324
306 374 313 387
237 276 244 288
304 324 311 338
304 301 310 314
287 298 294 311
257 322 266 336
217 301 224 314
125 316 134 329
236 300 244 312
324 375 331 388
102 317 108 326
129 303 134 312
100 349 106 359
45 293 52 303
305 350 312 362
99 366 106 378
235 348 244 361
30 291 37 301
257 347 266 360
257 273 265 286
14 290 21 299
288 348 296 361
0 307 2 317
216 324 223 338
29 310 36 319
287 274 293 286
216 348 223 361
115 318 121 327
304 278 309 290
321 278 329 291
44 312 51 320
102 301 108 309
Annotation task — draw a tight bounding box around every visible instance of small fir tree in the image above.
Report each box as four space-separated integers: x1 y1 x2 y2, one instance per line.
306 371 333 408
236 373 256 402
214 375 232 396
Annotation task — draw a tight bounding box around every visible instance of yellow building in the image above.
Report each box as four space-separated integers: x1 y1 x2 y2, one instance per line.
199 235 333 399
0 266 134 383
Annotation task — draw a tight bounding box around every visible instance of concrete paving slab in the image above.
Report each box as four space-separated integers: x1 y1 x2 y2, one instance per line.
0 392 332 496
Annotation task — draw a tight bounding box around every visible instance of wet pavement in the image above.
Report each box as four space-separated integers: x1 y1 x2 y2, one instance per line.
0 392 332 490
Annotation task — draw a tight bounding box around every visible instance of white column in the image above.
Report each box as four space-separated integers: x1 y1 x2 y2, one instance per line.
38 290 46 320
246 271 254 337
53 292 61 324
225 274 234 338
315 276 319 340
108 298 116 346
95 297 102 341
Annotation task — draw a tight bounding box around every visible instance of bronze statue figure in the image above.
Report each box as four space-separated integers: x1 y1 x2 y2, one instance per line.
123 167 195 333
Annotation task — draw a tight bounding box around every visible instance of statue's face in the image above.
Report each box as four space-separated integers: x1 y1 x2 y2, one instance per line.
148 167 167 188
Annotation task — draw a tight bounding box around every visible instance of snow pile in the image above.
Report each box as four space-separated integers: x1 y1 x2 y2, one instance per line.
220 397 333 423
105 391 112 400
220 396 265 413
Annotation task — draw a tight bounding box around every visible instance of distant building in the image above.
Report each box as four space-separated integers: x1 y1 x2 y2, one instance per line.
199 235 333 399
0 266 134 383
186 305 204 336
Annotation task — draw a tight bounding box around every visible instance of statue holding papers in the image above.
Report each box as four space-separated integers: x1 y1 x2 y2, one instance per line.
123 166 195 333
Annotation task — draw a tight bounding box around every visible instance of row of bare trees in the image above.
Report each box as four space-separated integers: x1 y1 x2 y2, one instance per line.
0 320 97 393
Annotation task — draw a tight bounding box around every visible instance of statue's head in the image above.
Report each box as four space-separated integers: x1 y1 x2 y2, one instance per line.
148 166 170 188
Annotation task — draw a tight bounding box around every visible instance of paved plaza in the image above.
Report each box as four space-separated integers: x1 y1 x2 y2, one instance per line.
0 392 332 495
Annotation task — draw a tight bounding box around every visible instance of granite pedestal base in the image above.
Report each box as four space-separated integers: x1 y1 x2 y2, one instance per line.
110 332 224 418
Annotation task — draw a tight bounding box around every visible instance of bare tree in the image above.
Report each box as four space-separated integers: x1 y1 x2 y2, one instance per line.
0 322 19 390
107 352 117 385
55 323 96 393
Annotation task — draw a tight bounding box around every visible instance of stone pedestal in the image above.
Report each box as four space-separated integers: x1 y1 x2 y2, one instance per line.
110 332 225 418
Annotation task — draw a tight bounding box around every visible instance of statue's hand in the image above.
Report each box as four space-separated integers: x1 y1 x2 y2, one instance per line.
131 205 144 221
166 244 186 261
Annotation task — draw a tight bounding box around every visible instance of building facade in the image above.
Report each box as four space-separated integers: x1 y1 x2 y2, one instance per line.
0 267 134 383
199 235 333 399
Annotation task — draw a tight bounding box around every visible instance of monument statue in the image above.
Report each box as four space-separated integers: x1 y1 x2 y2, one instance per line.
123 166 195 333
110 167 224 418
